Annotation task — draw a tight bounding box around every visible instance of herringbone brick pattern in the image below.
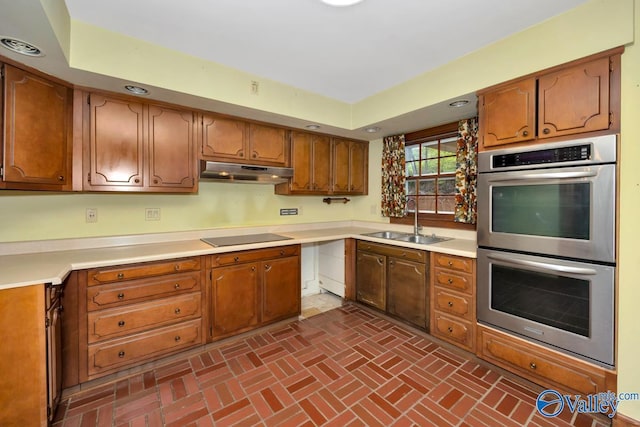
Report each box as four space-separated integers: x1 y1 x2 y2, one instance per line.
53 304 608 426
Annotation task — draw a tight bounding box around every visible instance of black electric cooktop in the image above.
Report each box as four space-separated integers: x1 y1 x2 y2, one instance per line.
201 233 292 247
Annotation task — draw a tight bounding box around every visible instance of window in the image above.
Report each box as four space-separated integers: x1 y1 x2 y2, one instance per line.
390 121 474 230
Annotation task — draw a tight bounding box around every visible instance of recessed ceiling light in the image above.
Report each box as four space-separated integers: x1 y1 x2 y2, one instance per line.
449 99 469 108
305 124 321 130
364 127 381 133
321 0 365 7
0 37 43 57
124 85 149 95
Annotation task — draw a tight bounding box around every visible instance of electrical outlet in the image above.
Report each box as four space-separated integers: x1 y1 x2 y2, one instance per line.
145 208 161 221
86 208 98 223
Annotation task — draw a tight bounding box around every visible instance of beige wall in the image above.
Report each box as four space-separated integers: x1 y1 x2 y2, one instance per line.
6 0 640 420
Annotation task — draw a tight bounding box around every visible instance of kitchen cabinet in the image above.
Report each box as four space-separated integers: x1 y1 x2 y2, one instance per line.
477 324 616 397
201 114 290 167
430 252 476 351
209 245 300 340
332 138 368 195
275 132 368 196
478 48 621 151
356 240 428 329
1 63 73 191
83 92 197 192
0 284 48 427
76 257 204 381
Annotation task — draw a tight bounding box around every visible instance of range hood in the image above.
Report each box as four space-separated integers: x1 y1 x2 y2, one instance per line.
199 160 293 184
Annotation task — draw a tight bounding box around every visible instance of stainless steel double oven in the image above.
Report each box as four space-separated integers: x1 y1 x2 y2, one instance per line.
477 134 617 367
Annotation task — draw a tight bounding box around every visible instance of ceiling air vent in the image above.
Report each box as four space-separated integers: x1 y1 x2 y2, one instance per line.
0 37 43 57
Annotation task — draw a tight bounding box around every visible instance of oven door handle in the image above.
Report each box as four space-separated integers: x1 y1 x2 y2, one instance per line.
486 254 598 275
487 171 598 182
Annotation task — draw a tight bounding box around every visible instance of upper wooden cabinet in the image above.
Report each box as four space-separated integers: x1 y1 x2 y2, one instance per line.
1 64 73 191
201 114 289 167
332 138 368 195
275 132 368 196
478 49 621 151
83 93 197 192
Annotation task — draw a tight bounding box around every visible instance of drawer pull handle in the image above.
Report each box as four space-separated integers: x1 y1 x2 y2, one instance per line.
389 260 395 266
251 266 256 272
117 273 124 279
175 336 181 342
118 293 125 300
234 256 240 262
118 351 125 358
448 261 453 267
447 278 453 284
174 264 180 271
447 301 453 307
175 308 181 315
174 283 180 289
530 362 537 370
118 320 125 327
447 327 453 333
280 250 285 256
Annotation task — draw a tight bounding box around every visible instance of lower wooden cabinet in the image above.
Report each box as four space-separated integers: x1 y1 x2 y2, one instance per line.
209 245 301 340
76 257 205 382
430 253 476 351
477 324 616 397
356 240 428 329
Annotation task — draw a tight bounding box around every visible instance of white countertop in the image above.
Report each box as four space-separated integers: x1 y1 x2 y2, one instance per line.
0 222 477 291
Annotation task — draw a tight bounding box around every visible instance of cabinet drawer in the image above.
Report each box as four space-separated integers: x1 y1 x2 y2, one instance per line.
434 269 473 294
86 272 200 311
433 253 474 273
356 240 426 263
87 257 201 286
87 319 202 377
477 325 613 396
432 314 473 350
212 245 299 266
433 288 473 320
88 293 201 343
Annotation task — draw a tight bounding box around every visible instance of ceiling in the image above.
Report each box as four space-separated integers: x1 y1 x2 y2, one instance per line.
0 0 588 138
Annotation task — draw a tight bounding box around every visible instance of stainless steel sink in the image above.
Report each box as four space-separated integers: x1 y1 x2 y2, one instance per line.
362 231 450 245
362 231 412 239
395 234 450 245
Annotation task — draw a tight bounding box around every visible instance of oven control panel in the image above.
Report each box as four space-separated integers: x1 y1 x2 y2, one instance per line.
492 144 591 168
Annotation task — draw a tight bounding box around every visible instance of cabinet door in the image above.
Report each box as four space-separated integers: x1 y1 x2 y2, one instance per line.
2 64 71 189
201 115 247 161
262 256 300 323
311 134 331 192
355 251 386 310
148 105 196 190
248 123 288 166
211 264 259 338
538 57 610 138
288 131 313 191
479 78 536 149
333 139 368 194
88 94 144 188
387 257 427 328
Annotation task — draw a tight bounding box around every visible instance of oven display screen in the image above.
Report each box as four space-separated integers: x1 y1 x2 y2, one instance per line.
493 144 591 168
491 265 589 337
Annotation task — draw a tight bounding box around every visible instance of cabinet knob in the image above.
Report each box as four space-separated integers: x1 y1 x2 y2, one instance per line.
117 273 125 279
280 250 285 256
389 260 395 266
118 320 125 327
447 327 453 333
175 308 181 315
134 178 140 183
175 336 181 342
58 175 64 181
448 261 453 267
447 301 453 307
264 264 271 271
251 266 256 272
447 278 453 284
239 152 244 157
252 153 257 158
529 362 537 370
174 283 180 289
117 293 125 300
174 264 180 271
522 130 529 137
154 179 159 184
543 128 551 135
234 256 239 262
118 351 125 358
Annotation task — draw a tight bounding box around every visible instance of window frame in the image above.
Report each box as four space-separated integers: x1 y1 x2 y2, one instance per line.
390 121 476 231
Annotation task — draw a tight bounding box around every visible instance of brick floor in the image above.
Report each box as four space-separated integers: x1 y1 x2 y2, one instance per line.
52 303 610 426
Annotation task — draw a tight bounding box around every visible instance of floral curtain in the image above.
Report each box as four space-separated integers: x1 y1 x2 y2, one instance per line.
381 134 406 217
454 118 479 224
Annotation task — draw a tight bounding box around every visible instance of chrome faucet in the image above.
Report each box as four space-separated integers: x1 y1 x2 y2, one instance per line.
407 198 422 236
